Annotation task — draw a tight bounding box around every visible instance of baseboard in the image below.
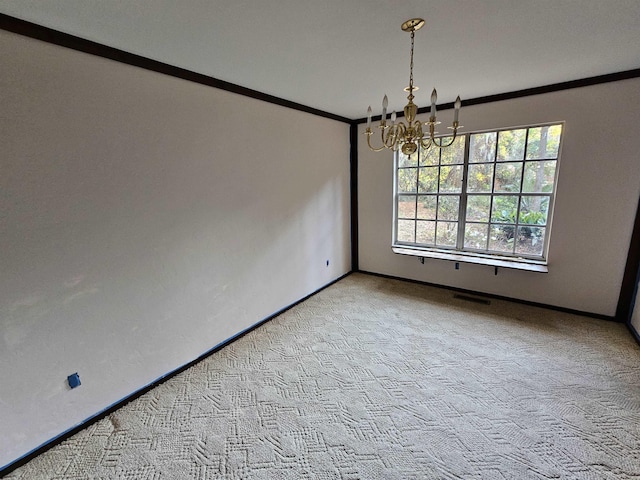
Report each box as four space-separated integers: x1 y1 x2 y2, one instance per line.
357 270 618 323
0 272 352 477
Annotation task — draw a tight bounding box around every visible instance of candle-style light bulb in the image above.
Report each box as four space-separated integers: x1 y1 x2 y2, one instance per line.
367 106 372 129
391 111 396 125
430 89 437 118
454 96 461 124
381 94 388 123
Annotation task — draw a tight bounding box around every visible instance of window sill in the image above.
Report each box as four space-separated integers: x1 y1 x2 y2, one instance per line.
391 246 548 273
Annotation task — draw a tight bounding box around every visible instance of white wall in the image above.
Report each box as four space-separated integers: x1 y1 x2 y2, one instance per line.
0 30 351 467
358 79 640 317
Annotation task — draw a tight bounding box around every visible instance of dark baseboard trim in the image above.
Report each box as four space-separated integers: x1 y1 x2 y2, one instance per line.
358 270 618 323
0 272 352 477
628 322 640 347
357 68 640 123
0 13 351 125
349 123 359 271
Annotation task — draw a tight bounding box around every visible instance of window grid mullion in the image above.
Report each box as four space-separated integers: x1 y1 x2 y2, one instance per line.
457 134 471 249
394 154 400 244
486 132 499 251
514 128 531 254
414 153 419 243
434 149 442 245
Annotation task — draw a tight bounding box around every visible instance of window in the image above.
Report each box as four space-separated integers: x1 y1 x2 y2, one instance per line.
394 123 562 266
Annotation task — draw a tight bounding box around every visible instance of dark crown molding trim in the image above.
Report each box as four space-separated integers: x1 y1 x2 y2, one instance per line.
359 270 618 323
3 12 638 127
355 68 640 124
0 272 352 477
617 195 640 322
0 13 351 124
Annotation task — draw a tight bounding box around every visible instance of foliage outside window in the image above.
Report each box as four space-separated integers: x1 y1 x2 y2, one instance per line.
394 123 562 263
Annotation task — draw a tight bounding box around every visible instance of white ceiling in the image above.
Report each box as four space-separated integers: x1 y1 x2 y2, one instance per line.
1 0 639 120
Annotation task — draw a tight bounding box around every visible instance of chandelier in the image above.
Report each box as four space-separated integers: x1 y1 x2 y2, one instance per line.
365 18 462 156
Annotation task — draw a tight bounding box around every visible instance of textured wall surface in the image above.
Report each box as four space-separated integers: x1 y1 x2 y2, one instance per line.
0 30 350 467
358 79 640 316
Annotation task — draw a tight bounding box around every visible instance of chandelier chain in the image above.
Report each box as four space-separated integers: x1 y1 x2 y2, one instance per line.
408 29 415 97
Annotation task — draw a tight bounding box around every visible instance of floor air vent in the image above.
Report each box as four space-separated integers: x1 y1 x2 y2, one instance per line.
453 294 491 305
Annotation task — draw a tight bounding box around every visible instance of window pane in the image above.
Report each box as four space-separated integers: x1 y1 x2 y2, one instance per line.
399 152 418 167
519 196 549 225
494 162 523 192
437 196 460 221
469 132 497 163
466 195 491 222
436 221 458 247
464 223 488 250
439 165 463 192
497 129 526 161
416 220 436 244
439 136 465 165
516 226 545 256
526 125 562 159
397 220 415 243
420 145 439 166
398 168 417 193
418 167 439 193
393 123 560 260
489 225 515 253
491 195 518 223
397 195 416 218
522 161 556 193
467 164 494 193
417 195 437 220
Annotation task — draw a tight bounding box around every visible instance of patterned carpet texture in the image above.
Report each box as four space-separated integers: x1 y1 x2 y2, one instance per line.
6 273 640 479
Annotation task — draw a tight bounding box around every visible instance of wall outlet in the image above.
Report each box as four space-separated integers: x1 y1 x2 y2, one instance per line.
67 372 81 389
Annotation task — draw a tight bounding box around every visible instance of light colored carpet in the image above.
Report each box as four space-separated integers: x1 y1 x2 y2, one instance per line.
6 272 640 479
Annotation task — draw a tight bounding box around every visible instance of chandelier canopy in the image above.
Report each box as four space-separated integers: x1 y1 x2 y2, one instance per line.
365 18 462 156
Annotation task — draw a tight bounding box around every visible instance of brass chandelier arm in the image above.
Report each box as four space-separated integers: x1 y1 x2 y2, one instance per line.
431 132 458 149
420 135 433 150
427 120 461 149
396 123 408 145
364 128 387 152
412 119 423 138
365 122 413 152
383 129 396 149
384 122 406 149
365 119 460 152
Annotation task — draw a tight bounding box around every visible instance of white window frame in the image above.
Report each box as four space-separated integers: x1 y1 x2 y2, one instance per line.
392 122 564 272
